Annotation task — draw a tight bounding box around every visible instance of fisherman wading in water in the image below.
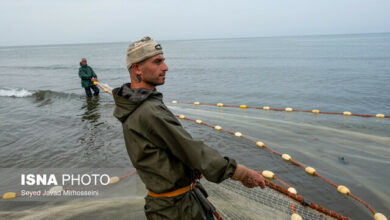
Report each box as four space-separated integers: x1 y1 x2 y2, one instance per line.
78 58 99 97
113 36 266 220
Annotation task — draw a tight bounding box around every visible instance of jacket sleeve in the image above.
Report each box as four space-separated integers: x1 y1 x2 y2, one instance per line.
143 104 237 183
78 69 90 80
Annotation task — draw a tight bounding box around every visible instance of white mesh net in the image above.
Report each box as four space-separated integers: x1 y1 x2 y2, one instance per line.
202 179 333 220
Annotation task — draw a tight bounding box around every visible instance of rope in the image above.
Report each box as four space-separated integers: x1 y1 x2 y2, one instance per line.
175 101 388 119
265 179 349 220
176 114 379 219
92 80 112 95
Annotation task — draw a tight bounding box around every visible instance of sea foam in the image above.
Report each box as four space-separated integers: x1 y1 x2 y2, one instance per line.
0 88 33 97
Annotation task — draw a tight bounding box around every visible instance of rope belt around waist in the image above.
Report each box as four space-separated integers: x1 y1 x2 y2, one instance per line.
148 183 196 198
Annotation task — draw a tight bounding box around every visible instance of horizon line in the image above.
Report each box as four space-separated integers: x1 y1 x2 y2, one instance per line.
1 31 389 48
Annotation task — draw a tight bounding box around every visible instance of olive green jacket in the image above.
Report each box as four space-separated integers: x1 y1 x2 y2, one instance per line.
112 83 237 194
78 64 97 88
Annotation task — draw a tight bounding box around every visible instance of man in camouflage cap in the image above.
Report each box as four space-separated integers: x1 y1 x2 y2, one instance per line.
112 36 266 219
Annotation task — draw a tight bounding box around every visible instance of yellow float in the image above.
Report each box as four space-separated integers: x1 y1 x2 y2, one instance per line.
291 213 303 220
337 185 350 194
262 170 275 179
305 167 316 175
374 213 388 220
109 176 120 184
343 111 352 116
256 141 264 147
288 187 297 194
214 125 222 130
2 192 16 199
234 132 242 137
282 154 291 161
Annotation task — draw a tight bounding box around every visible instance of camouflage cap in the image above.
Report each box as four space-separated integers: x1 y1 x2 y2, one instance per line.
126 36 163 70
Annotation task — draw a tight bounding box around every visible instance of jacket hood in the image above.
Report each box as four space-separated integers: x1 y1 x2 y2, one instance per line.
112 83 162 122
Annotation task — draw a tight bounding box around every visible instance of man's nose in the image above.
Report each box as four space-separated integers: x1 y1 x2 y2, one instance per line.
162 62 168 72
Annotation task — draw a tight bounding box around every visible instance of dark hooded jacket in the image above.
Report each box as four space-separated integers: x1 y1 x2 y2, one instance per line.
78 64 97 88
112 83 237 194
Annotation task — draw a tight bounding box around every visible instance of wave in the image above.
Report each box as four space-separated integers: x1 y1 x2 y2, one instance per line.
0 88 33 97
0 88 80 99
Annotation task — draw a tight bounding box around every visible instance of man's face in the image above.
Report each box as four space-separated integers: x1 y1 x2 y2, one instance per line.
140 54 168 86
81 59 87 66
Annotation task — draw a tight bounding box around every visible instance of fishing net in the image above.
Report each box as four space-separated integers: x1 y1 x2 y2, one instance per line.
203 179 331 220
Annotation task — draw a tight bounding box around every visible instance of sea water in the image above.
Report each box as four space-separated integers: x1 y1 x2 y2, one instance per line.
1 33 389 219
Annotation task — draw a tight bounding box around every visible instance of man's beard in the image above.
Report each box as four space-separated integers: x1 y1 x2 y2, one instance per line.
145 78 165 86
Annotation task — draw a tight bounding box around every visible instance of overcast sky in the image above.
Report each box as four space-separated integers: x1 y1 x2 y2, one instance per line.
1 0 389 46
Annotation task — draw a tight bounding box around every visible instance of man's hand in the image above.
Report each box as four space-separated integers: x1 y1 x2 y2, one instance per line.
231 164 266 188
91 78 98 82
241 169 266 188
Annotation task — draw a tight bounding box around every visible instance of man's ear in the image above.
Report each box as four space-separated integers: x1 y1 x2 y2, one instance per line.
132 63 143 75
